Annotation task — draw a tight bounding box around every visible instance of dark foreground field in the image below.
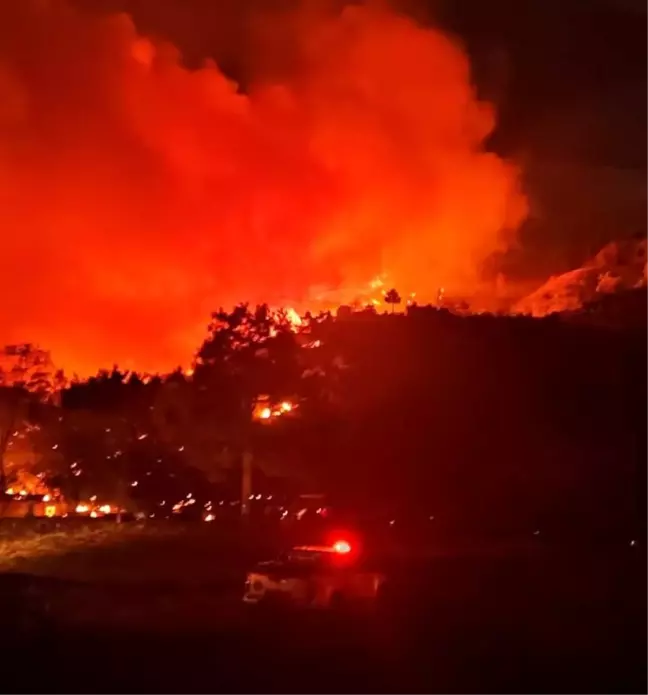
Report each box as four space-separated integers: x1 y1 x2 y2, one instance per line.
1 523 645 693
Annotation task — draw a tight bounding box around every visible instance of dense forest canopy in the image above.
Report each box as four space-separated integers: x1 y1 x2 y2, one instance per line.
1 301 644 539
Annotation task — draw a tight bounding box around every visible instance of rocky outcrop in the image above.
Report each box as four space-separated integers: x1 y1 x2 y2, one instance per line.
514 237 646 317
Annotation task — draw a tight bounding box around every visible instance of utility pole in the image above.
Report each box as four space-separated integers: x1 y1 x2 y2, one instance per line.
240 393 254 519
241 449 252 517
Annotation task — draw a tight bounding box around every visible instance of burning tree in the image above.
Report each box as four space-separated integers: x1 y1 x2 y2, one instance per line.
0 344 64 500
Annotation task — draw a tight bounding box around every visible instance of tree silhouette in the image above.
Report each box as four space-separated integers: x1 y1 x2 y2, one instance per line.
196 303 303 422
384 288 402 313
150 372 232 484
195 304 305 511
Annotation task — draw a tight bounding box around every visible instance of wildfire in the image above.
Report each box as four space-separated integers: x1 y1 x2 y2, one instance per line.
253 396 297 422
75 502 116 516
0 2 526 376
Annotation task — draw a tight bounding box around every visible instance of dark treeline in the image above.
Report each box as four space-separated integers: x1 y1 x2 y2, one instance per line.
0 299 645 540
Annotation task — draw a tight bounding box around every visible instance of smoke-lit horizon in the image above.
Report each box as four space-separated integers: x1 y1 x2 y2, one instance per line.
0 0 527 375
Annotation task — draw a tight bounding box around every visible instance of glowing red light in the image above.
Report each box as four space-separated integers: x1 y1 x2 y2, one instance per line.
332 540 352 554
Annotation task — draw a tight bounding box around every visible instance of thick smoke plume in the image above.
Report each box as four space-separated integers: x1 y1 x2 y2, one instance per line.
0 0 526 375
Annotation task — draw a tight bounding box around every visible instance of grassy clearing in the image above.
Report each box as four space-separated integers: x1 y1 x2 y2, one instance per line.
0 523 187 578
0 520 274 589
0 521 263 631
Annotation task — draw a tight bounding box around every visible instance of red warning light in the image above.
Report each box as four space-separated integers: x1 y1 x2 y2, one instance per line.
332 540 352 554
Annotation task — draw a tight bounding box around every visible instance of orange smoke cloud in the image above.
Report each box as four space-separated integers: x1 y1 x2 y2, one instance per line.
0 0 526 375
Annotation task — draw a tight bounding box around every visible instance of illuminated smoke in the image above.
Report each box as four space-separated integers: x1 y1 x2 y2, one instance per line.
0 1 526 374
